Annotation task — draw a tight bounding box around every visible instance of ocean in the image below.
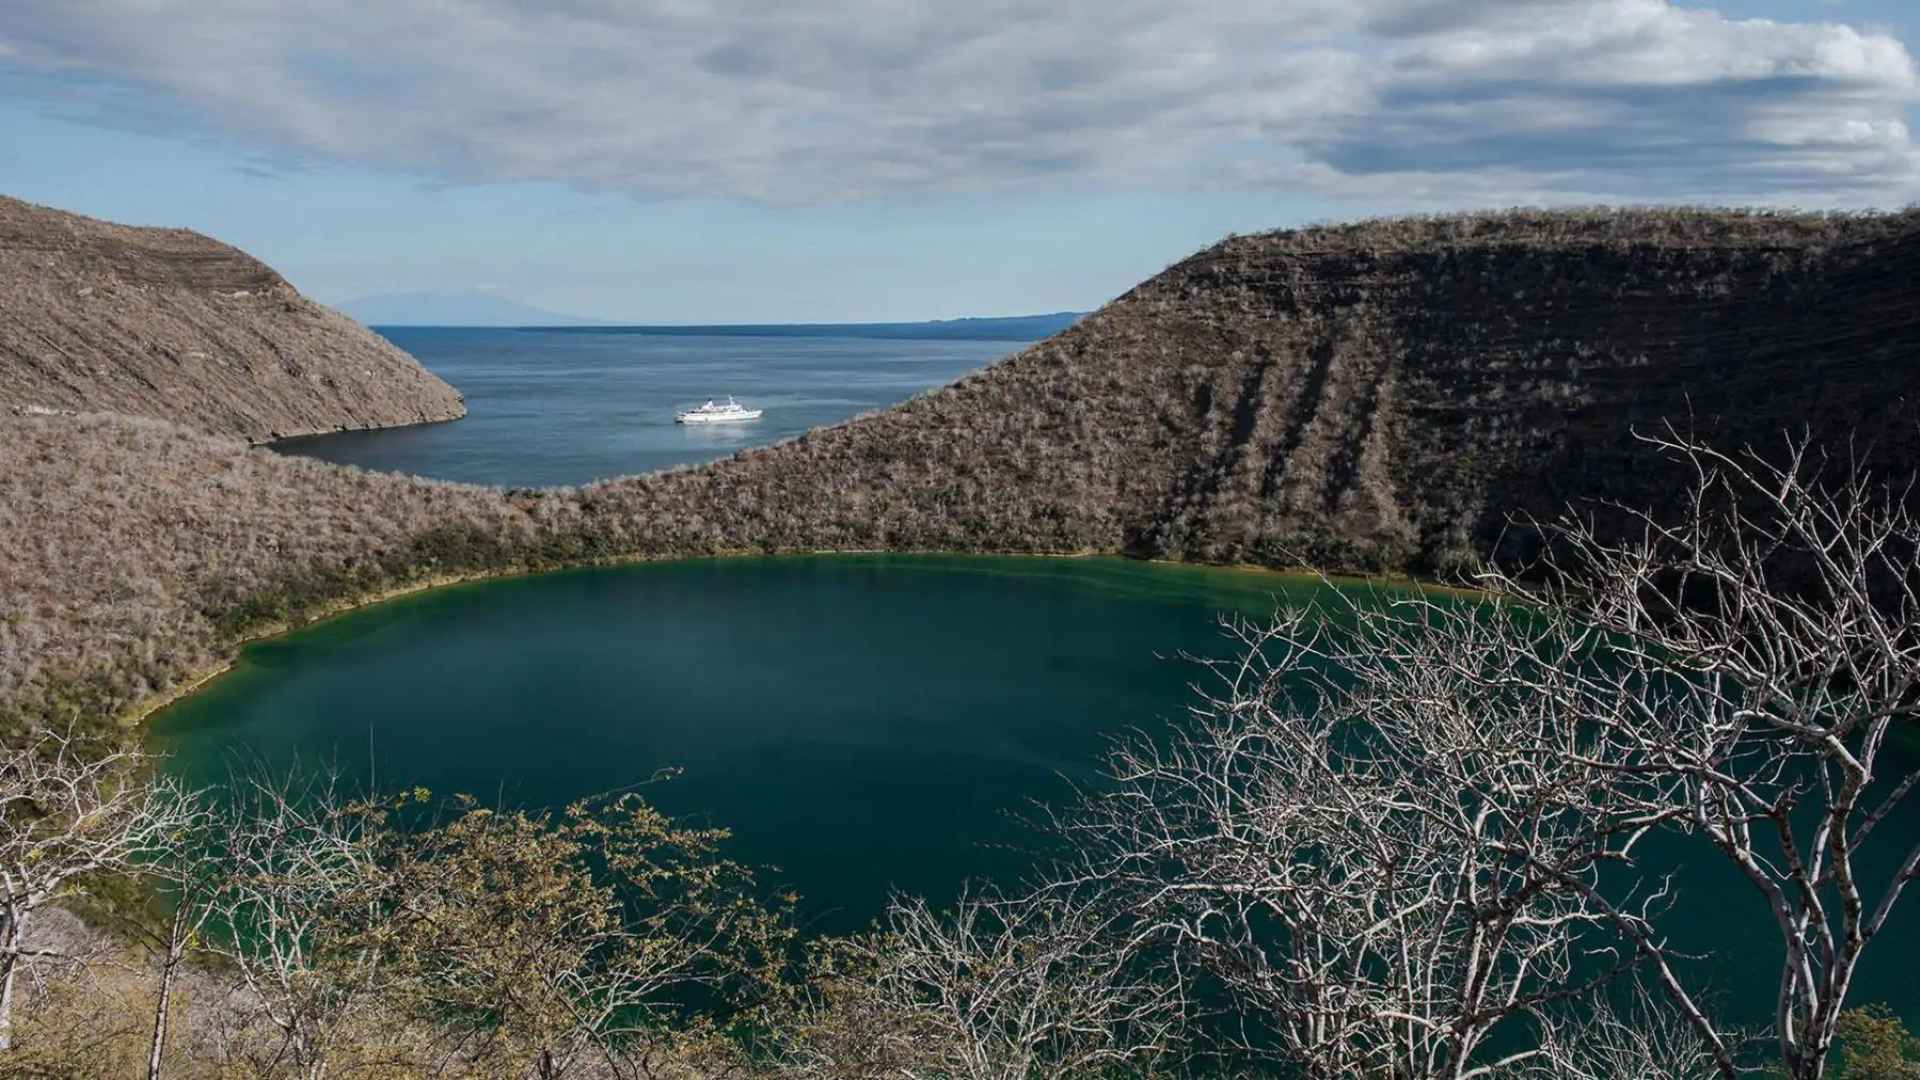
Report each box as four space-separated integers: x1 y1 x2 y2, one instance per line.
273 323 1048 487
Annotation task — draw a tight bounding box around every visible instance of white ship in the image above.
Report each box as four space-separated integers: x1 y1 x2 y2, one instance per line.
675 396 763 424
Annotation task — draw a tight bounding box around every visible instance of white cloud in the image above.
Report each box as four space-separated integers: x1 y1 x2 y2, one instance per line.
2 0 1916 206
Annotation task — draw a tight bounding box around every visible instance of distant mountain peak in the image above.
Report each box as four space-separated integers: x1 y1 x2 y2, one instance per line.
336 291 608 327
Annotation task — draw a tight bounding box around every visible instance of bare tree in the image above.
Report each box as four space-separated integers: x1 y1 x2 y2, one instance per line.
132 790 220 1080
1060 428 1920 1078
201 767 391 1079
1527 981 1733 1080
1478 429 1920 1080
781 887 1181 1080
1053 600 1707 1079
0 728 197 1052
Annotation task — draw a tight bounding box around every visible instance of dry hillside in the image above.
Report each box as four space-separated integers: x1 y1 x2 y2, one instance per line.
0 195 464 440
582 207 1920 576
6 205 1920 733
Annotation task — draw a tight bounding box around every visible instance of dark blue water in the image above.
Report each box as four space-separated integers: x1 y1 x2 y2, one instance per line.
274 326 1028 487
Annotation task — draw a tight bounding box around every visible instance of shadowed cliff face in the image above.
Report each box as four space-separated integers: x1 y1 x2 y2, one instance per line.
585 209 1920 577
0 196 465 441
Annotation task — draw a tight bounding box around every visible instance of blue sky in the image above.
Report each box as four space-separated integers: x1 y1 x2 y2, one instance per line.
3 1 1917 322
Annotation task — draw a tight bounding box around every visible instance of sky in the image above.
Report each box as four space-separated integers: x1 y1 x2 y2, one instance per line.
2 0 1918 323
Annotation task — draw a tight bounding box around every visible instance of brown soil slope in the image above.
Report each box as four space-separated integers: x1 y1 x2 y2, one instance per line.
0 196 464 440
588 208 1920 576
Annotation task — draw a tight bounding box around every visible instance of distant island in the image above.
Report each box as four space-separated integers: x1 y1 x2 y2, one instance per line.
342 292 1085 342
337 290 611 327
539 312 1084 341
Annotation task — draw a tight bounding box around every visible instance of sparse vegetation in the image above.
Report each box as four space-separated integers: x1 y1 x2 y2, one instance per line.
1834 1006 1920 1079
0 429 1915 1077
0 195 466 441
0 413 537 738
8 206 1920 739
5 205 1920 1075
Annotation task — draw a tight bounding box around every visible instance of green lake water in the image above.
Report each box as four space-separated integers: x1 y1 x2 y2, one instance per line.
148 554 1919 1027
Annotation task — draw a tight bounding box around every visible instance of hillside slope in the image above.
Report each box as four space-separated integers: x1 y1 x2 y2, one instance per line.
586 208 1920 575
7 207 1920 730
0 196 465 440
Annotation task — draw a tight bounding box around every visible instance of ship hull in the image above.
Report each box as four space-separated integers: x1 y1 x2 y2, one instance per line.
676 410 763 424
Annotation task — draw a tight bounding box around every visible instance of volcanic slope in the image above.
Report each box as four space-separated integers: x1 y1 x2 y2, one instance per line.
0 195 464 440
584 208 1920 576
8 206 1920 730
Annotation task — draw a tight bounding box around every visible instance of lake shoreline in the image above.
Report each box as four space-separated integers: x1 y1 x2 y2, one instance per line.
146 554 1444 941
146 551 1920 1019
253 410 467 447
127 547 1456 732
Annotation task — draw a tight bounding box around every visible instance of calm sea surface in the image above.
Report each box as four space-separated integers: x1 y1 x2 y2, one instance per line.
273 326 1023 487
150 555 1920 1027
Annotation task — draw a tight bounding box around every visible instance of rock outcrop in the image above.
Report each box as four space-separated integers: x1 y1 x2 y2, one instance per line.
0 195 464 441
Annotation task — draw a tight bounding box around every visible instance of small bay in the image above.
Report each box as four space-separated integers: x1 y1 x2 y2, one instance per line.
273 326 1025 486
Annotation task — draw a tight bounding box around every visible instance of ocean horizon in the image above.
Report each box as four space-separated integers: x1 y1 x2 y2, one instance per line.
276 320 1067 487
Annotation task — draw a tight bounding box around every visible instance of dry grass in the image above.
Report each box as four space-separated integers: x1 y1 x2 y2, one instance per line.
1 926 741 1079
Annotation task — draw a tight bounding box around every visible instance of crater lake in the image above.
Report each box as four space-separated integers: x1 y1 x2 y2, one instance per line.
148 554 1920 1030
